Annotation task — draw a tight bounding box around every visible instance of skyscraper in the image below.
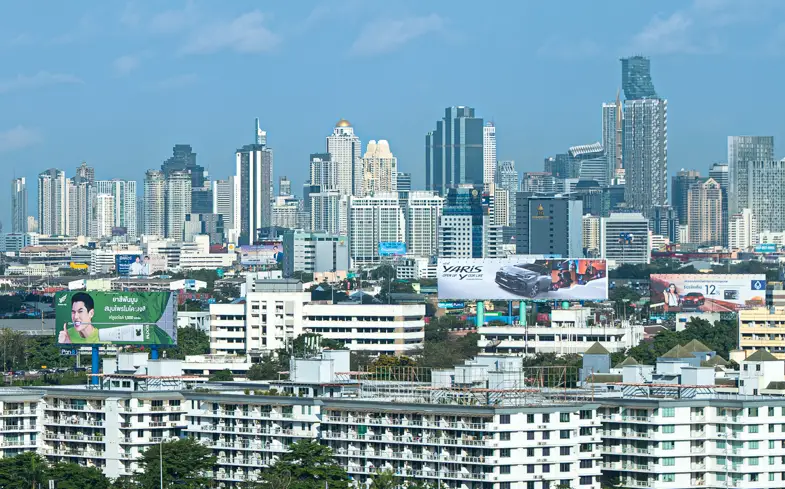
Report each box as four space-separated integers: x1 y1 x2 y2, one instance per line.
93 193 115 239
396 173 412 192
495 161 519 225
326 119 361 196
11 177 27 233
361 140 397 196
727 136 775 214
621 57 667 218
671 170 702 226
729 208 758 251
406 191 443 257
483 122 496 186
165 170 192 239
76 162 95 185
161 144 204 188
37 168 68 236
67 177 92 237
348 193 404 265
709 163 729 246
602 94 623 184
600 212 651 265
426 106 484 194
309 153 337 190
735 159 785 233
95 180 137 239
212 177 235 241
570 142 607 186
515 196 583 258
279 176 292 196
687 177 723 247
144 170 166 239
621 56 657 100
235 131 274 244
438 185 501 258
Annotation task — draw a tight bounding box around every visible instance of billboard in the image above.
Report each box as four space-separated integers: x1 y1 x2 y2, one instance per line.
379 242 407 257
238 241 283 266
755 243 778 253
55 291 177 346
438 301 466 309
115 254 150 277
650 274 766 313
438 257 608 301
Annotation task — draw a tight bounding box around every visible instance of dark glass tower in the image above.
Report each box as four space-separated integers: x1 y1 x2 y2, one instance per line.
426 106 484 194
621 56 657 100
444 185 484 258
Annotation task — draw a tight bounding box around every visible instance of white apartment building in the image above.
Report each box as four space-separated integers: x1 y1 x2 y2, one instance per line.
348 193 404 266
92 193 115 239
282 230 350 276
213 177 235 241
406 191 443 258
492 187 510 227
483 122 496 186
478 309 643 355
165 171 191 240
95 180 138 240
302 303 425 355
143 170 166 239
271 195 299 230
729 208 758 251
601 213 651 265
583 215 601 257
309 189 345 235
209 303 246 355
361 139 398 196
327 119 362 196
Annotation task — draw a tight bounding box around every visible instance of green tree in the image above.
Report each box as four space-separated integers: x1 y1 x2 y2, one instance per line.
137 438 216 489
178 300 203 312
0 452 47 489
370 470 401 489
0 328 28 370
247 356 281 380
165 327 210 360
209 369 234 381
49 462 110 489
258 440 348 489
109 475 139 488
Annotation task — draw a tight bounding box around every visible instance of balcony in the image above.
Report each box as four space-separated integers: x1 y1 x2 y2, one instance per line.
44 417 104 427
334 448 494 465
321 431 496 447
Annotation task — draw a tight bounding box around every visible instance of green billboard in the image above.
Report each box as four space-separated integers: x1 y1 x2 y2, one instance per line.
55 291 177 346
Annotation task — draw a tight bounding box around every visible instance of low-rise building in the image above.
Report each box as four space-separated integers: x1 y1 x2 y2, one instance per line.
738 307 785 359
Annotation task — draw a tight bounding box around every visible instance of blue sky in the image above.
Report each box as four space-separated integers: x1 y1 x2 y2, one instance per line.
2 0 785 227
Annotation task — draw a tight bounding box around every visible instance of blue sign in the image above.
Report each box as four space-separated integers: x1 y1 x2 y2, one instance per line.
378 242 407 257
438 301 465 309
115 254 148 276
752 280 767 291
216 268 225 278
755 243 777 253
60 349 78 356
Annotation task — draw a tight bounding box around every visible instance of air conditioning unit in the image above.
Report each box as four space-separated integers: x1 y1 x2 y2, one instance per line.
537 442 546 446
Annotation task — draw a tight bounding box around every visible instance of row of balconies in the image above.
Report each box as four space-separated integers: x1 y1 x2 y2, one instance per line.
321 430 497 447
322 415 491 430
189 425 312 437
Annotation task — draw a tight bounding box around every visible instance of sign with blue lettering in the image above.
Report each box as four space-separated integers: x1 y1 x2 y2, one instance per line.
60 349 78 356
755 243 777 253
751 280 767 291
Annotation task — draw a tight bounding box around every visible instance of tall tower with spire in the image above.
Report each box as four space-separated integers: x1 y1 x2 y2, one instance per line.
255 118 267 146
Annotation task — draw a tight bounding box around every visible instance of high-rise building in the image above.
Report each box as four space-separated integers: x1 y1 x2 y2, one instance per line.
496 161 519 225
95 180 137 239
622 98 667 217
521 172 557 194
348 193 404 266
438 185 502 258
602 93 623 184
570 143 607 186
191 186 213 215
235 128 274 244
406 191 443 258
309 188 344 236
621 55 657 100
165 170 191 239
515 196 583 258
309 153 337 190
272 196 299 230
144 170 166 239
396 172 412 192
183 213 224 245
735 159 785 233
93 193 115 239
67 178 92 237
727 136 775 214
491 187 510 227
709 163 729 246
37 168 68 236
687 177 723 247
425 106 484 194
136 198 145 236
600 212 650 264
483 122 496 186
279 176 291 197
650 205 679 244
729 208 758 251
361 140 398 196
326 119 361 196
582 214 601 257
161 144 204 188
11 177 27 233
212 178 235 241
671 170 702 226
76 162 95 185
282 231 349 276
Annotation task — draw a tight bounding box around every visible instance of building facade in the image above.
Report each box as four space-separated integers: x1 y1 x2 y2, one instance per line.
483 122 496 186
38 169 68 236
735 159 785 233
687 178 723 247
361 140 397 196
728 136 774 214
622 99 668 218
348 193 404 266
600 213 650 264
326 119 362 196
11 177 27 233
516 196 583 258
426 106 485 194
729 208 758 251
406 191 443 258
143 170 166 239
165 170 192 240
282 230 350 276
235 141 274 244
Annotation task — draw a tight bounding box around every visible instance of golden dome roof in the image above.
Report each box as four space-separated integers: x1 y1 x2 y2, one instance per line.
336 118 351 127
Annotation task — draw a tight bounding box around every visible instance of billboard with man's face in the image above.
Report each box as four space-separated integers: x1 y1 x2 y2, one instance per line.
116 254 151 276
55 291 176 345
238 241 284 266
650 274 766 313
438 256 608 301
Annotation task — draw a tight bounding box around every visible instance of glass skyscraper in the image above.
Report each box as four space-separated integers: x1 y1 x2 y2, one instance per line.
727 136 775 214
621 56 657 100
425 106 484 195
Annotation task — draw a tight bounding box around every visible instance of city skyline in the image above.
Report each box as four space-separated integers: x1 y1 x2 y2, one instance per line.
4 1 785 228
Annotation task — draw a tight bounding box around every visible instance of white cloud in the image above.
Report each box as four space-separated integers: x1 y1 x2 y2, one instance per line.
630 12 705 55
155 73 198 90
0 71 83 94
0 126 41 152
350 13 445 56
149 3 199 34
180 11 280 54
113 55 141 76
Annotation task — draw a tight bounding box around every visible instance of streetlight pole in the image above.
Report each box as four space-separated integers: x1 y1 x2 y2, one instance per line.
159 438 163 489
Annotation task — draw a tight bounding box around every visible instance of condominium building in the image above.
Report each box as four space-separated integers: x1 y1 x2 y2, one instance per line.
67 177 92 237
92 193 115 239
361 140 398 196
348 193 404 266
281 230 350 276
738 308 785 359
439 185 502 258
426 107 485 194
212 177 235 242
308 188 345 235
11 177 27 233
38 168 68 236
728 136 774 214
735 159 785 233
95 180 138 240
271 195 299 230
143 170 166 239
729 208 758 251
516 196 583 258
522 172 557 194
406 191 443 258
687 177 723 247
326 119 362 196
601 213 650 265
582 215 601 257
235 138 274 244
483 122 496 186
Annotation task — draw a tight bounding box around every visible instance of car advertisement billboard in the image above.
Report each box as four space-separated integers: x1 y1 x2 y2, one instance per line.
438 257 608 301
55 291 177 346
238 241 284 266
378 242 407 257
115 254 150 276
650 274 766 313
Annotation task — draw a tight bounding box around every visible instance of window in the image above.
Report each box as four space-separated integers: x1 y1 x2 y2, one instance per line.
560 430 570 439
770 456 776 466
750 441 759 450
770 441 776 450
527 432 535 440
527 448 534 457
560 446 570 456
560 413 570 422
662 474 675 483
580 476 593 485
769 407 775 417
542 447 550 456
749 425 760 433
662 457 675 466
527 414 535 423
527 465 535 474
542 431 550 440
770 473 776 482
717 474 726 482
663 425 675 434
717 456 726 466
560 463 571 472
580 459 592 468
500 466 511 474
501 448 511 458
749 407 759 417
662 407 676 417
580 427 592 436
500 414 511 424
542 413 550 423
580 409 592 420
542 464 551 473
749 457 759 466
750 473 759 482
501 432 511 441
662 441 674 450
580 443 592 452
527 483 535 489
